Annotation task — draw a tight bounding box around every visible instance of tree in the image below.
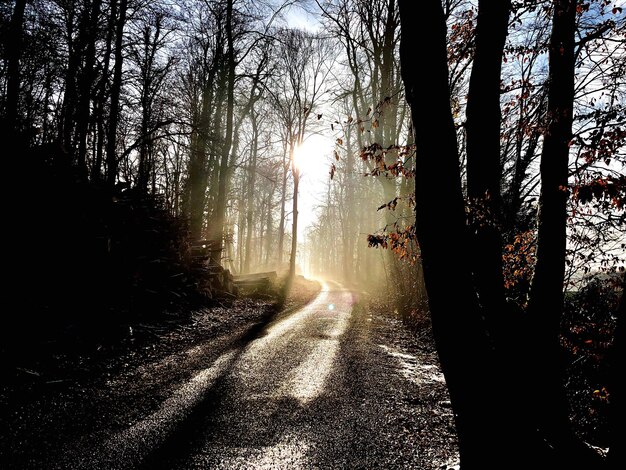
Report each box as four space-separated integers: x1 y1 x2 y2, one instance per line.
398 1 506 466
106 0 129 186
3 0 27 136
526 0 598 463
465 0 511 340
270 28 333 279
398 0 610 467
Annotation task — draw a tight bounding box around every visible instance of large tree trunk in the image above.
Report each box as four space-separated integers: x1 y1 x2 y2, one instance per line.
465 0 510 337
137 20 163 193
209 0 236 266
464 0 547 458
187 63 218 239
106 0 128 186
527 2 601 466
398 1 516 467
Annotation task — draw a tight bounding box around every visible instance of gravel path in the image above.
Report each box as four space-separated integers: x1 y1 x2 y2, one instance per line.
2 281 458 469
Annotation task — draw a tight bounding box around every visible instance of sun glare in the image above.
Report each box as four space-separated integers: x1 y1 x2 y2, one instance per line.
293 134 332 179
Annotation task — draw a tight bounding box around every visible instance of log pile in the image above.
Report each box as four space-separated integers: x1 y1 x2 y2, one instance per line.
190 240 237 297
233 271 278 293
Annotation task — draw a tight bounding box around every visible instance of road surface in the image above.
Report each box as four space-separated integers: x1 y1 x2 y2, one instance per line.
33 282 458 469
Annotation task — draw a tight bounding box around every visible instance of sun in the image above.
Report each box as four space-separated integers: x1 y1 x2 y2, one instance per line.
293 134 333 179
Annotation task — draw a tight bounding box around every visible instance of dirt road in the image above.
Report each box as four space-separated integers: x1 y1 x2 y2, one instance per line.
2 282 458 469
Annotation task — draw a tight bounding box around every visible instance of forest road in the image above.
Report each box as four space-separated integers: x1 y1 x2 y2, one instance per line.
58 281 456 469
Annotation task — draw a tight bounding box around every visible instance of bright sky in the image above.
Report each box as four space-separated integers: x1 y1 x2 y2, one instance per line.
283 3 323 32
282 4 335 238
294 134 336 237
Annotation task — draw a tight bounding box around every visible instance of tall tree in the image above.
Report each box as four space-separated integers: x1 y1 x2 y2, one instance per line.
208 0 236 265
75 0 102 174
397 1 506 466
465 0 511 337
526 0 599 464
399 0 611 467
106 0 128 186
4 0 27 135
271 28 332 280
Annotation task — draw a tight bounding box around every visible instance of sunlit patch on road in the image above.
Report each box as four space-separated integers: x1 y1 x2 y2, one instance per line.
285 339 341 404
379 345 446 385
253 284 330 346
216 435 311 469
281 286 352 404
99 350 237 466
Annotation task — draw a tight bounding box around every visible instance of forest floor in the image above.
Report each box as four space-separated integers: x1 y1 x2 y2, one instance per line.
0 279 458 469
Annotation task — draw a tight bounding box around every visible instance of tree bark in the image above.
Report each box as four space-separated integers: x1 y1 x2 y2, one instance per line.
264 187 274 267
343 123 356 282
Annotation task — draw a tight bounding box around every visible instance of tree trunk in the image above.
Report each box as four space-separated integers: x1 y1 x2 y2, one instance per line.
93 0 116 179
137 20 162 193
75 0 102 175
527 2 601 466
237 191 246 274
288 142 299 281
343 125 356 282
4 0 27 136
264 188 274 267
243 112 259 273
607 277 625 469
209 0 236 266
106 0 128 186
464 0 549 458
277 143 288 267
188 67 217 239
61 6 81 153
398 1 512 467
465 0 510 337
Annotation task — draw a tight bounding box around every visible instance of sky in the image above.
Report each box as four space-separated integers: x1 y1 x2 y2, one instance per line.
294 133 336 233
281 4 337 238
